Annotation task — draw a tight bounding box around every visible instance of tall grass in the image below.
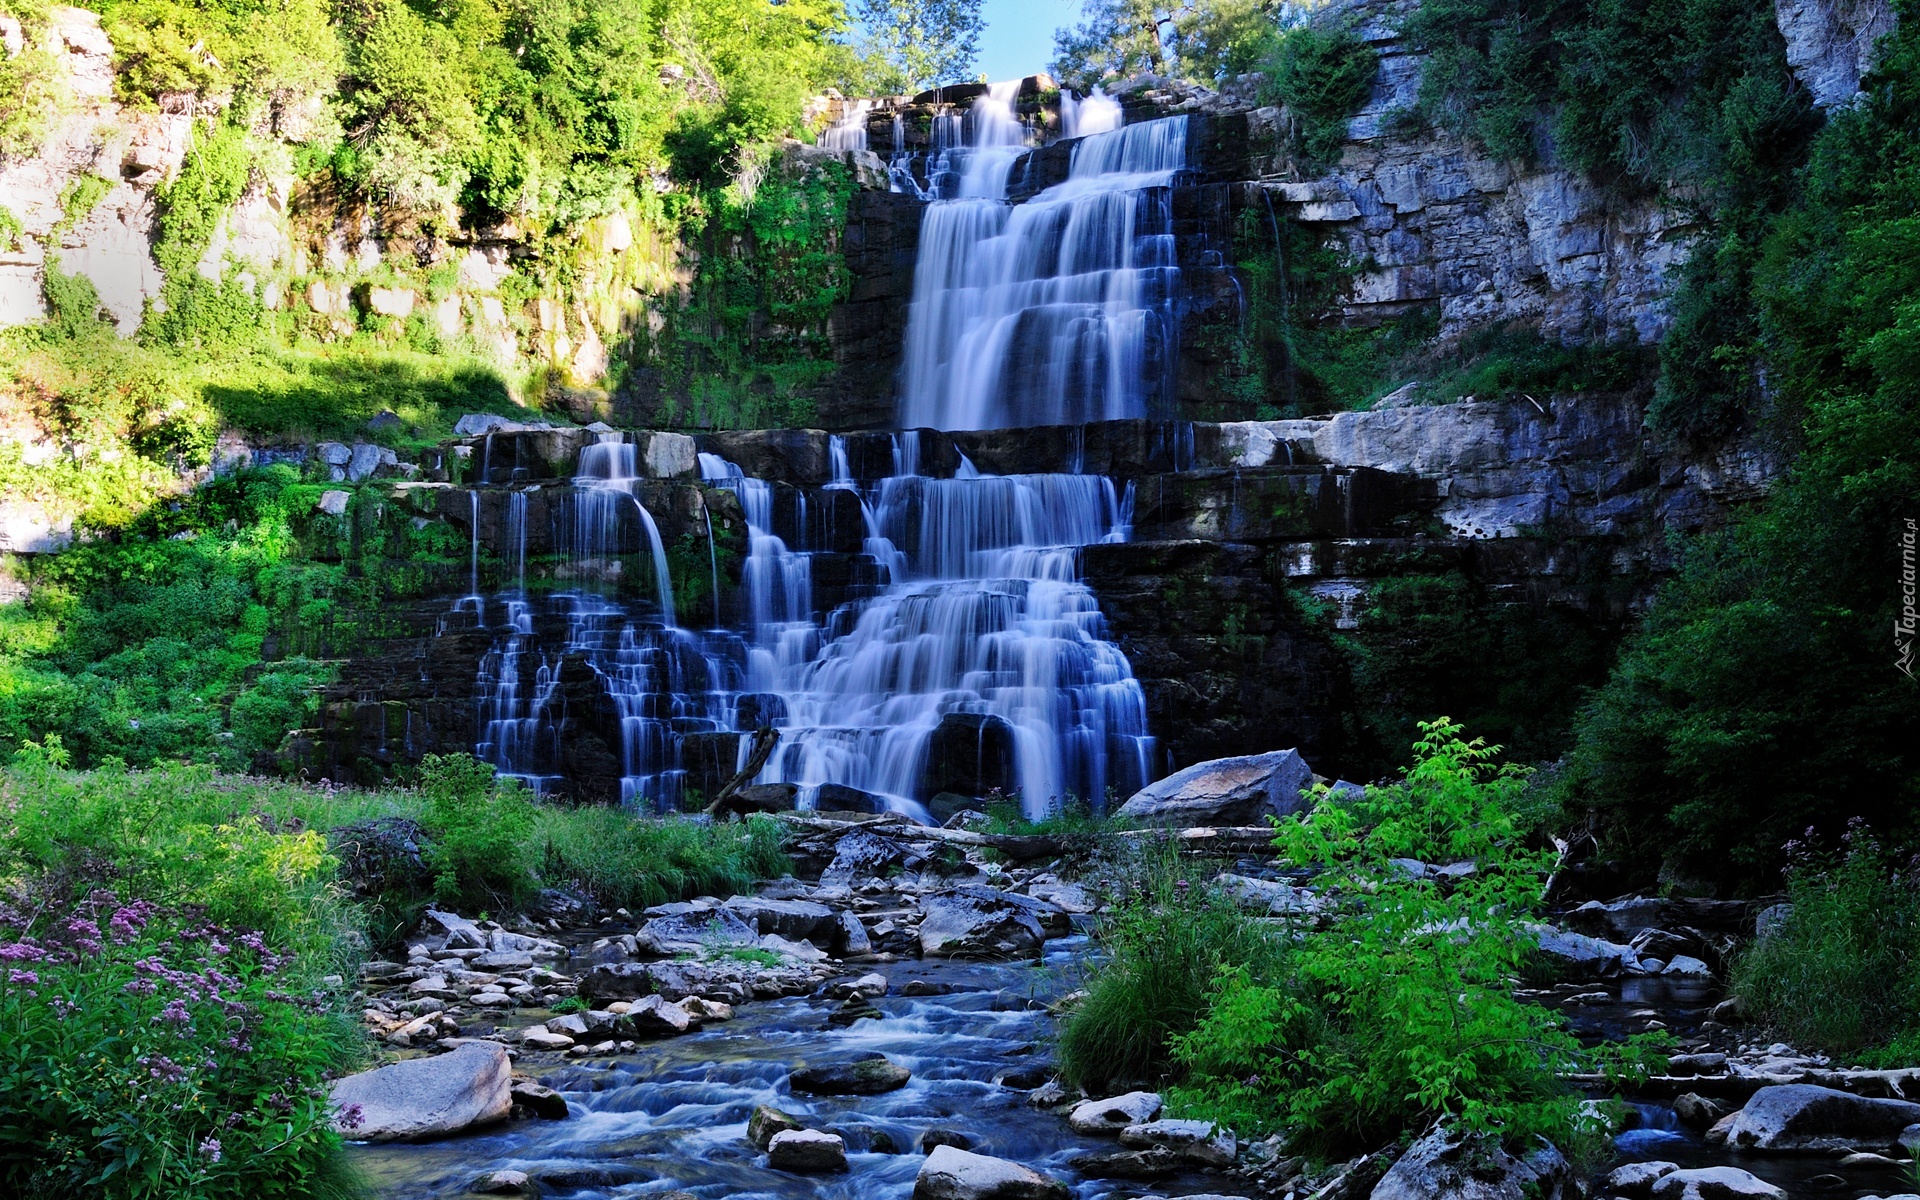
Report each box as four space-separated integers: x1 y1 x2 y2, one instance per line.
1056 841 1285 1093
536 806 788 911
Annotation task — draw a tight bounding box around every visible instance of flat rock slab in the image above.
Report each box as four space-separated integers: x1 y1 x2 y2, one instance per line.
332 1042 512 1142
1649 1166 1785 1200
913 1145 1071 1200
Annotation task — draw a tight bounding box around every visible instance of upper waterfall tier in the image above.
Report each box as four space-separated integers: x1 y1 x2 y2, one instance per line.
897 116 1191 432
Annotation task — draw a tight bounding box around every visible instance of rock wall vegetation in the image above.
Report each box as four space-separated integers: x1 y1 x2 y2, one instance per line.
0 0 1912 893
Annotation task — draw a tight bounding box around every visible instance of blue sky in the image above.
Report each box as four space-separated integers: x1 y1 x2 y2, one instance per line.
974 0 1083 82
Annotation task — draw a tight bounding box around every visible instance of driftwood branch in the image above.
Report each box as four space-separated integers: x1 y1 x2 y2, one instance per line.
705 726 780 818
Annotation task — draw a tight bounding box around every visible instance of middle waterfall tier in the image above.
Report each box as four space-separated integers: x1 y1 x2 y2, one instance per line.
454 434 1155 820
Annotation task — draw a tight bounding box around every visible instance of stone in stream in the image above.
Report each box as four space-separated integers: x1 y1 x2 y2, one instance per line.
912 1145 1071 1200
1068 1091 1162 1135
620 994 692 1036
1069 1145 1178 1178
920 1128 973 1152
1648 1167 1786 1200
519 1029 574 1051
835 908 872 956
820 829 909 888
508 1079 568 1120
634 906 759 955
790 1051 912 1095
1526 923 1644 978
918 886 1049 958
1120 1118 1236 1166
1114 748 1313 826
471 1169 532 1195
768 1128 849 1173
1369 1125 1571 1200
330 1041 512 1141
1721 1084 1920 1153
1675 1092 1728 1129
748 1105 805 1150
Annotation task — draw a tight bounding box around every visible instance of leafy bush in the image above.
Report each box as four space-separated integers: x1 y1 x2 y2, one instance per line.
417 753 538 910
1165 720 1665 1158
1260 24 1376 173
1057 841 1286 1092
1732 824 1920 1060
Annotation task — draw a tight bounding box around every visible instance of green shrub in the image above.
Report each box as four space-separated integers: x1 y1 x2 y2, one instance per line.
417 753 538 910
1260 24 1377 173
1056 841 1286 1093
1166 720 1666 1158
1732 825 1920 1060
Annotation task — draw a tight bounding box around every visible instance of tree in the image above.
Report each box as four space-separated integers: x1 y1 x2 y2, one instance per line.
852 0 984 92
1050 0 1276 90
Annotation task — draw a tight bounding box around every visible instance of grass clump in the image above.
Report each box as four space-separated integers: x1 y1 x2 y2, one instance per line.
1731 823 1920 1062
1057 842 1287 1093
536 805 787 912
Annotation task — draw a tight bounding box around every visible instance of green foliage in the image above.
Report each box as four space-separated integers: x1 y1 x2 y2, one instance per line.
1056 842 1287 1092
145 122 263 352
0 205 22 251
0 753 366 1197
1559 7 1920 887
52 174 114 238
0 22 63 159
1052 0 1276 89
850 0 983 92
417 753 538 909
1259 23 1376 172
1168 720 1665 1157
1325 570 1625 779
1732 825 1920 1060
40 267 111 339
535 806 787 910
639 160 854 427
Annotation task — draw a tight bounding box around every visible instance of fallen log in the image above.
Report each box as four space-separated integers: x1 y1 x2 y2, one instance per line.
705 726 780 818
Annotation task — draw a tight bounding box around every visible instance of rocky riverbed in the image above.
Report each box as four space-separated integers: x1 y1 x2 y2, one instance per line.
334 813 1920 1200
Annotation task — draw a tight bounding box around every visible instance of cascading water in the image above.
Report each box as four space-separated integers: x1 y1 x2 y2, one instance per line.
819 99 872 152
461 97 1177 819
897 114 1190 430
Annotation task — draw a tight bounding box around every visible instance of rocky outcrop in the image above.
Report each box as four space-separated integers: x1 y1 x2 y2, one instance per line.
330 1041 513 1141
917 886 1049 958
1116 748 1314 825
1773 0 1898 107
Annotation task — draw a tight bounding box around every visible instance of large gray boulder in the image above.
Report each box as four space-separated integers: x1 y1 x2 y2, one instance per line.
918 887 1049 958
1068 1091 1163 1135
723 894 840 943
768 1128 848 1173
331 1042 513 1142
912 1145 1071 1200
1115 749 1313 826
1722 1084 1920 1153
790 1052 912 1095
1369 1126 1571 1200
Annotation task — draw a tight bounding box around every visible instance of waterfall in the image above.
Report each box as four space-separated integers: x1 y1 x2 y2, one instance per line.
820 99 871 152
897 114 1191 431
1061 87 1122 139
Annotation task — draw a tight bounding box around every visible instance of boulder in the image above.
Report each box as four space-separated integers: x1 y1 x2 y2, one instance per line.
1369 1125 1571 1200
724 895 840 942
472 1169 533 1195
1069 1092 1163 1136
520 1029 575 1051
330 1042 512 1142
316 489 351 516
918 712 1016 799
748 1104 806 1149
1565 897 1672 941
920 1128 973 1152
912 1145 1071 1200
814 783 889 814
731 782 800 813
821 829 909 888
1648 1167 1785 1200
1069 1146 1179 1178
634 906 760 956
424 910 488 949
1119 1118 1236 1166
1115 749 1313 826
790 1052 912 1095
1722 1084 1920 1153
1675 1092 1728 1130
1526 923 1643 978
768 1128 848 1173
918 886 1049 958
835 909 872 956
578 962 652 1004
1605 1161 1678 1197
